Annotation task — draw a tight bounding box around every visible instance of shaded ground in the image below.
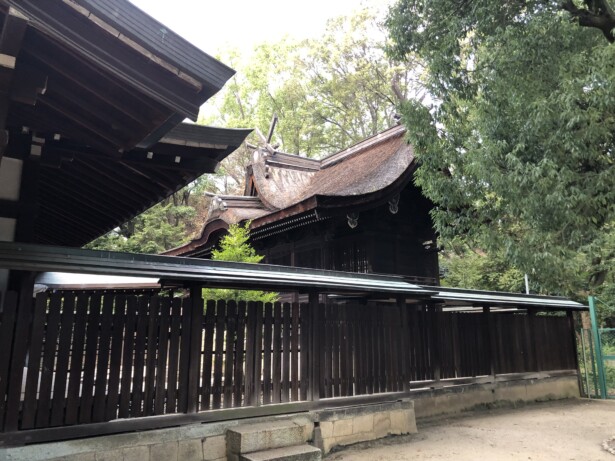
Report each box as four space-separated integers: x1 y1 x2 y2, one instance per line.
328 399 615 460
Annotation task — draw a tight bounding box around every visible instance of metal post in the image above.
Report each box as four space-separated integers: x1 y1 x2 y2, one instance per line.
589 296 607 399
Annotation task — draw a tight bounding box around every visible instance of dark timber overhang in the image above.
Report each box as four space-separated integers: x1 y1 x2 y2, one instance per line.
0 0 251 246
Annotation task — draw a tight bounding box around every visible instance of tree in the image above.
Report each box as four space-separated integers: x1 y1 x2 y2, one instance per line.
386 1 615 300
202 8 414 193
86 201 195 254
202 222 278 303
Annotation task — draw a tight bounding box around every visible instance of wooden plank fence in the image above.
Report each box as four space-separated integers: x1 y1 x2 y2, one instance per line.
0 290 577 440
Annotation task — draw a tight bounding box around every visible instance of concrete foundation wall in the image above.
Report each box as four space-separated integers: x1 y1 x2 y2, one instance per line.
1 376 579 461
313 400 417 455
413 375 580 420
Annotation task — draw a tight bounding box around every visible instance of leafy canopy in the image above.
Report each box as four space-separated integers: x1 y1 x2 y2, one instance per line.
386 0 615 298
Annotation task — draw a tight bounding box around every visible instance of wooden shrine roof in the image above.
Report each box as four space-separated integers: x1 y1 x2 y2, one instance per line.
0 1 251 246
167 125 414 256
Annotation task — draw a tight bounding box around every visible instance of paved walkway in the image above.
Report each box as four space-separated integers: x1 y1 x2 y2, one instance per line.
328 399 615 461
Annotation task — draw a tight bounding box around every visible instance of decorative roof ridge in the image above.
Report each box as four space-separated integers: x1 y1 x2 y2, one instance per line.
262 151 321 171
205 192 269 210
320 124 406 169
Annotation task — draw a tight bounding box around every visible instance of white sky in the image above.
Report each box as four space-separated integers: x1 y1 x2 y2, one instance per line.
130 0 394 56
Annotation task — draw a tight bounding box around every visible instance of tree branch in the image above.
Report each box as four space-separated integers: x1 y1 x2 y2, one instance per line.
562 0 615 42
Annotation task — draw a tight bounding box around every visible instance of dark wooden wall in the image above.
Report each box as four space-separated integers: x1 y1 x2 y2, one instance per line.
258 184 439 284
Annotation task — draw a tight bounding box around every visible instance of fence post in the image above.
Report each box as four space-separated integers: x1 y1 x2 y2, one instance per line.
588 296 607 399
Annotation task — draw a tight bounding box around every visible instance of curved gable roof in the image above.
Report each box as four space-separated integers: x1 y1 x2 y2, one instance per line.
166 124 415 256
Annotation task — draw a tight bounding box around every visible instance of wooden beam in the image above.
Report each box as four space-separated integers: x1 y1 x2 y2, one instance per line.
37 96 129 149
69 158 158 204
27 52 156 127
0 7 28 160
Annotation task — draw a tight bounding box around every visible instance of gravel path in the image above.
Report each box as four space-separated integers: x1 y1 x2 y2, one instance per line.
327 399 615 461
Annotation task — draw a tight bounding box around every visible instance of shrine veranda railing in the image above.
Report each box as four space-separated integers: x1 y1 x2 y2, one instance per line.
0 289 578 445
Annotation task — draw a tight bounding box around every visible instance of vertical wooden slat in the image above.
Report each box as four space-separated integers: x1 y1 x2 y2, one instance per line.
0 291 19 431
143 296 160 416
351 306 368 395
187 291 203 413
344 305 354 396
154 297 171 415
262 303 273 405
223 301 237 408
338 305 347 397
374 306 382 392
399 299 410 391
282 303 291 403
165 297 182 414
92 294 115 422
212 300 226 410
200 300 216 411
50 294 76 427
177 296 192 413
291 303 300 401
272 302 282 403
65 294 89 425
308 293 320 402
35 293 62 428
331 304 340 397
318 303 327 399
5 279 36 431
105 295 126 421
118 296 138 419
130 296 149 417
253 302 263 406
234 302 247 407
432 305 442 384
244 302 256 406
20 293 48 429
299 303 309 401
79 294 101 423
411 307 421 382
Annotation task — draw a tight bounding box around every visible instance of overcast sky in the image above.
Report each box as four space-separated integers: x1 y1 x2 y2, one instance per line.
130 0 394 56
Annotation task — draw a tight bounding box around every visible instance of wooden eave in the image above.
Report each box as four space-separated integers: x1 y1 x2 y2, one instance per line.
4 125 250 247
2 0 235 149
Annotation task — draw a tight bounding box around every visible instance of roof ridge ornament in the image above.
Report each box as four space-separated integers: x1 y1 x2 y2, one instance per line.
388 194 400 214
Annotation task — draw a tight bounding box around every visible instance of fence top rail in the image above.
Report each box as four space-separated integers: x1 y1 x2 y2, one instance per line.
0 242 431 295
0 242 586 310
432 287 586 310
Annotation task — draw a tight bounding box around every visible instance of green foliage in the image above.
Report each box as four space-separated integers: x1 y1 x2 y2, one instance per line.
202 223 278 303
440 245 525 293
386 1 615 299
86 201 195 254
